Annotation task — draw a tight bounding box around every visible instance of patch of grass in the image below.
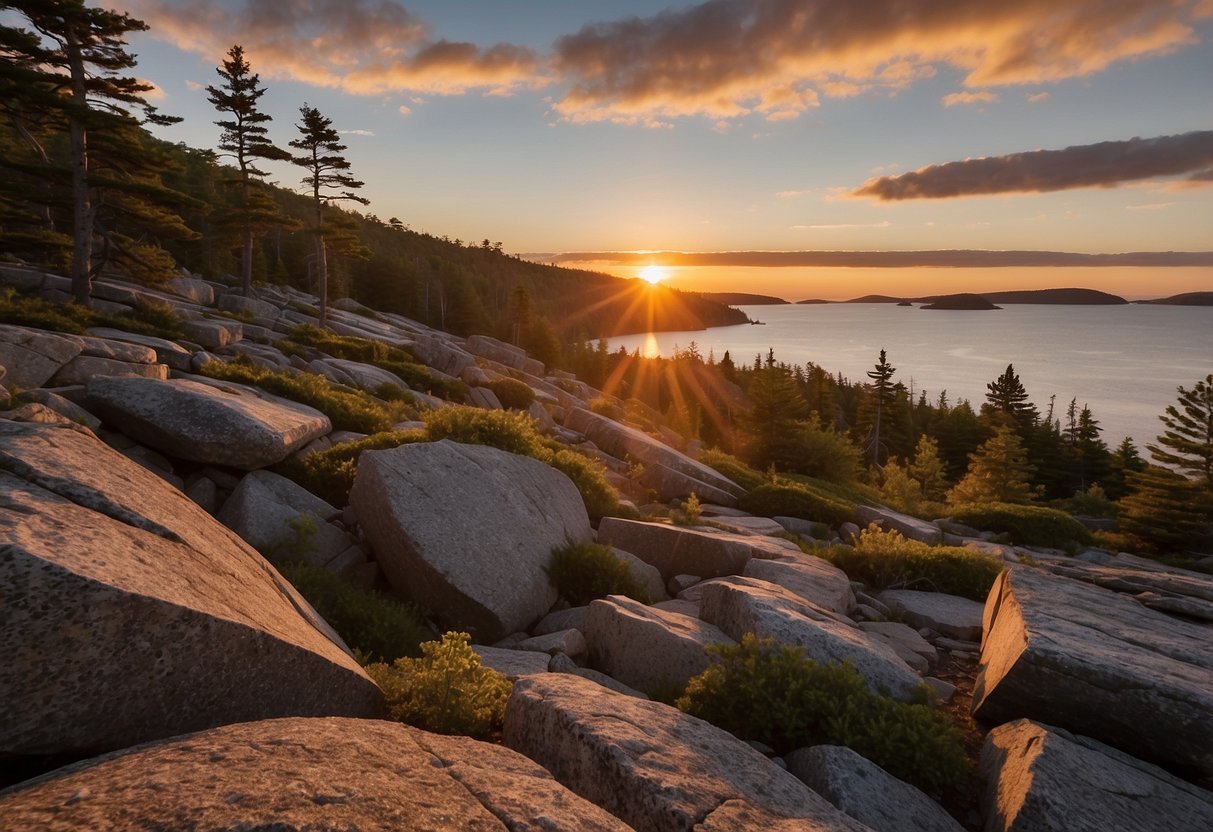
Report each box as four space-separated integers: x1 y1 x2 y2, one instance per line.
677 635 972 800
815 524 1003 601
949 502 1093 549
93 298 185 340
0 288 89 333
738 481 855 528
278 560 431 664
366 631 512 738
198 360 398 434
423 406 546 456
548 542 650 606
699 448 765 491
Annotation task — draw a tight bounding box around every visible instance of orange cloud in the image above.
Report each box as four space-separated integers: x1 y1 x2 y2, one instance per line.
552 0 1207 122
124 0 542 97
852 131 1213 200
941 90 998 107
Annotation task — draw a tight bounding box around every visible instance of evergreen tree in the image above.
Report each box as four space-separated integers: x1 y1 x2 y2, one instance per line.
2 0 177 304
1105 436 1146 500
290 103 368 328
947 425 1036 506
206 44 293 296
908 435 949 503
984 364 1038 431
739 360 809 470
1147 373 1213 486
1074 404 1110 492
860 348 896 468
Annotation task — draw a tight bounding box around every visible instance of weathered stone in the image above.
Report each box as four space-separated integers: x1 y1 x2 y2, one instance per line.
0 324 83 388
584 595 734 695
878 590 984 642
565 407 744 504
533 606 589 636
469 385 504 409
857 621 938 671
517 628 588 659
973 566 1213 779
744 552 856 614
786 745 964 832
351 440 591 643
610 545 669 601
0 422 382 759
165 273 215 305
308 357 408 393
184 474 218 514
181 318 240 349
709 514 789 536
410 332 476 377
668 573 701 594
596 517 754 581
504 674 871 832
466 334 541 373
47 354 169 385
547 652 649 699
699 577 924 701
218 292 280 319
472 646 552 680
17 389 101 431
85 376 331 470
855 505 943 545
922 677 955 702
981 719 1213 832
0 717 631 832
218 470 354 567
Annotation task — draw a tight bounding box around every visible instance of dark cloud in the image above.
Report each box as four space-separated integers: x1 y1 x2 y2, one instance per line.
541 250 1213 268
852 131 1213 200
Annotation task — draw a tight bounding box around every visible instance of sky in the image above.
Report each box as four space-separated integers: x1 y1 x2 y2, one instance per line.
97 1 1213 298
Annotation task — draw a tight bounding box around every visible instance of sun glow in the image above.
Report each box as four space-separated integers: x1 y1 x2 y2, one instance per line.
640 264 668 285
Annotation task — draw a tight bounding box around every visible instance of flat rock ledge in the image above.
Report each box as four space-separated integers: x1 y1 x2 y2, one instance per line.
504 673 872 832
0 717 631 832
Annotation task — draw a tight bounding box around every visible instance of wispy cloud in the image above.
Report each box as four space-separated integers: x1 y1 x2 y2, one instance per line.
941 91 998 107
1125 201 1177 211
551 0 1207 123
1026 91 1051 103
793 221 892 230
125 0 542 97
339 129 376 137
852 131 1213 200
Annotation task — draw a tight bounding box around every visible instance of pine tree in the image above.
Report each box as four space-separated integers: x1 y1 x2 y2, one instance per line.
1147 373 1213 486
984 364 1038 431
909 434 949 502
2 0 178 304
1105 436 1146 500
739 360 809 470
206 44 293 296
861 348 896 468
290 104 368 328
947 425 1036 506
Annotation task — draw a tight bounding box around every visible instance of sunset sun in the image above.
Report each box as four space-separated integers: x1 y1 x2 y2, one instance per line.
640 265 668 285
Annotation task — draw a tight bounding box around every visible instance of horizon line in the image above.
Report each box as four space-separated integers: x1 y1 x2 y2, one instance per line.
527 249 1213 268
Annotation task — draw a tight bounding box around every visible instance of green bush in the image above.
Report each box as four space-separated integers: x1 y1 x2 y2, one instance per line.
699 448 766 491
548 542 650 606
589 396 624 420
738 482 854 528
0 289 87 333
423 406 545 457
545 447 619 521
677 635 971 799
817 525 1003 601
279 561 430 663
486 377 536 410
949 502 1093 549
276 428 426 506
199 361 398 434
366 631 512 738
94 298 185 340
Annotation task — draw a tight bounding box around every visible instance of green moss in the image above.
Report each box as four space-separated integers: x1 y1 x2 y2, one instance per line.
677 635 972 799
949 502 1093 549
548 542 650 606
423 406 545 456
738 482 855 528
275 428 426 506
699 448 766 491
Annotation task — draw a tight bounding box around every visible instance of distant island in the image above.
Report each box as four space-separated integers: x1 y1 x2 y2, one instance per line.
833 288 1131 305
921 293 1001 310
795 298 833 304
697 291 789 306
1136 291 1213 306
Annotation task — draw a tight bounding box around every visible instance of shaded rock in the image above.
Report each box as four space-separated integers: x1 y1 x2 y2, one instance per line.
699 577 924 701
565 407 744 504
351 440 591 643
48 354 169 386
17 389 101 431
517 628 588 659
533 606 589 636
596 517 754 581
165 273 215 305
0 421 382 759
0 324 83 389
469 385 504 409
981 719 1213 832
504 673 871 832
0 717 631 832
309 357 407 393
610 545 669 602
744 552 856 614
181 318 240 349
878 590 984 642
712 514 799 536
472 646 552 680
668 573 701 594
973 566 1213 779
584 595 734 695
855 505 943 545
922 677 955 703
857 621 938 671
410 332 476 377
786 745 964 832
548 652 649 698
218 292 279 320
85 375 331 470
217 470 355 567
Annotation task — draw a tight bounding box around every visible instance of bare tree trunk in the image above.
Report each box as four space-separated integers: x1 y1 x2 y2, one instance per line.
65 26 92 307
315 232 329 329
241 177 253 296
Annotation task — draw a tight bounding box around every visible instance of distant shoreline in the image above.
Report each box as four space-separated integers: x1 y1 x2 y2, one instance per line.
697 288 1213 307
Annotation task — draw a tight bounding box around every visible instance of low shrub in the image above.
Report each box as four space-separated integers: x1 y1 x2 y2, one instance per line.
817 525 1003 601
423 406 545 457
698 448 766 491
199 361 396 434
671 492 702 526
676 635 971 799
94 298 185 340
949 502 1093 549
548 542 650 606
738 482 854 528
366 631 512 738
278 560 430 663
0 289 87 333
275 428 426 506
486 376 536 410
544 447 619 521
589 396 624 420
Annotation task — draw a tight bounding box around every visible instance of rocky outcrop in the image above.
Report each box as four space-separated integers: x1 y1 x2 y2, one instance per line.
743 551 856 614
565 407 745 504
584 595 734 694
0 717 632 832
596 518 756 581
0 324 84 389
217 470 355 567
973 566 1213 779
504 673 872 832
981 719 1213 832
855 506 943 545
699 577 924 701
84 375 331 469
878 590 984 642
786 745 965 832
466 333 545 376
350 440 592 642
0 421 382 759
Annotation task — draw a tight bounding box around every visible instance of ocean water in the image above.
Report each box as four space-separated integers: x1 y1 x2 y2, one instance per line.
608 303 1213 447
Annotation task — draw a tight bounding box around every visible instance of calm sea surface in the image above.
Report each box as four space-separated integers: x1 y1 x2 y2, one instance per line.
609 303 1213 447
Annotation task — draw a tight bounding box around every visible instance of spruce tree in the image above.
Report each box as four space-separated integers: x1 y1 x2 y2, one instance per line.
1105 436 1146 500
909 435 950 503
206 44 292 296
861 348 896 468
739 358 809 470
947 425 1036 506
984 364 1038 430
290 104 368 328
2 0 177 304
1147 374 1213 486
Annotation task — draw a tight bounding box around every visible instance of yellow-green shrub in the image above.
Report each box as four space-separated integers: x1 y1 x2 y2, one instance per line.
738 481 854 528
949 502 1092 549
548 542 650 606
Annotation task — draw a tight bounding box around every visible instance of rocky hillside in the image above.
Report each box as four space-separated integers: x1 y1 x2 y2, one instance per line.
1 266 1211 831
